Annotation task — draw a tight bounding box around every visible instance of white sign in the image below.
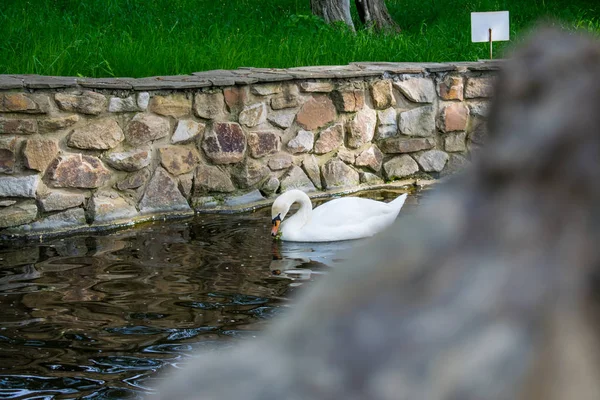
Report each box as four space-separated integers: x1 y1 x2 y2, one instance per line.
471 11 510 42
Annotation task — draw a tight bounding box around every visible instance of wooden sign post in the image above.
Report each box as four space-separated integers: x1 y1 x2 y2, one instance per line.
471 11 510 60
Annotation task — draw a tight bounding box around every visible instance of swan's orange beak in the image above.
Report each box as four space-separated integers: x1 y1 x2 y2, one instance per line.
271 219 280 236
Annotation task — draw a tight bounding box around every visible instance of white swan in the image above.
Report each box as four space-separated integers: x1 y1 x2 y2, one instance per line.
270 189 408 242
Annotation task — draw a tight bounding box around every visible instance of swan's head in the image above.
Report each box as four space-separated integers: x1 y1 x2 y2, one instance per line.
270 195 291 237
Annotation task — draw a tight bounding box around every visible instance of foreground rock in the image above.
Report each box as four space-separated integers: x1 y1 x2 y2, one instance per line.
153 29 600 400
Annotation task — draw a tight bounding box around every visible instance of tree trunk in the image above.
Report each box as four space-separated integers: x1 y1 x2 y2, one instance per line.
354 0 400 32
310 0 355 31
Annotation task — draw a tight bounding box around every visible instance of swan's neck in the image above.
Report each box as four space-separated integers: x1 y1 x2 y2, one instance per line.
282 191 313 231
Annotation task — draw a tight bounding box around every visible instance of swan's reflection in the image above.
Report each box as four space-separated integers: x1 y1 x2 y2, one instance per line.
270 239 368 281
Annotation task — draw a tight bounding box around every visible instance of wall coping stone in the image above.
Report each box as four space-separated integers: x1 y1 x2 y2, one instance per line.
0 60 505 91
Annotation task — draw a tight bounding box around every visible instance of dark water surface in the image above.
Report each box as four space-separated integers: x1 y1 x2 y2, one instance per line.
0 189 422 399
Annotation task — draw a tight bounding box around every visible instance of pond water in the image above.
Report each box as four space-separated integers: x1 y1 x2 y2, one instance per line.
0 189 422 399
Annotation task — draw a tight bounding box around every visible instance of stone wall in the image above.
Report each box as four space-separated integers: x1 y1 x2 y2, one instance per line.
0 61 499 238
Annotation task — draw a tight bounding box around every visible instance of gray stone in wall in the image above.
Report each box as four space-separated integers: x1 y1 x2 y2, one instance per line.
440 154 471 177
0 137 16 174
195 163 236 193
267 110 296 129
359 171 384 185
126 113 170 146
271 89 300 110
38 115 79 131
355 145 383 172
137 92 150 110
194 92 226 120
346 107 377 148
469 118 488 145
87 191 139 224
393 77 436 103
377 108 398 139
322 159 360 189
39 192 85 212
465 76 496 98
380 137 435 154
0 118 37 135
108 96 139 113
68 118 124 150
469 102 490 118
331 90 364 113
202 122 246 164
172 120 205 144
48 154 111 189
159 146 201 176
337 148 356 164
314 123 344 154
178 174 194 199
417 150 449 172
105 147 152 172
139 167 192 214
0 174 39 197
280 165 316 193
0 201 37 228
55 91 107 115
398 105 436 137
287 130 314 154
116 168 150 191
224 189 265 207
233 159 270 189
268 153 293 171
239 103 267 128
4 208 87 233
0 200 16 207
384 155 419 179
444 132 467 152
262 176 280 195
302 154 323 190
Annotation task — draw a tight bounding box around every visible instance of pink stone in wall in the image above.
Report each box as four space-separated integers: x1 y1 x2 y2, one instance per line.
295 96 336 131
440 103 469 133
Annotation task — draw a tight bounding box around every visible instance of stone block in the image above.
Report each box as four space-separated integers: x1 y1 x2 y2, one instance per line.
0 137 17 173
68 118 124 150
0 118 37 134
48 155 111 188
355 145 383 172
38 115 79 131
302 154 322 190
109 96 139 113
194 92 226 119
439 103 469 133
444 132 467 152
0 174 39 197
195 163 236 193
394 77 436 103
172 120 205 144
287 130 314 154
139 167 192 214
0 93 46 113
105 147 152 172
271 85 300 110
322 159 359 189
239 103 267 127
159 146 201 176
268 110 296 129
370 80 395 109
331 90 364 112
417 150 449 172
398 106 436 137
39 191 85 212
262 176 280 195
55 91 107 115
438 76 464 101
149 94 191 118
252 84 282 96
280 165 316 193
116 168 150 191
314 123 344 154
248 131 280 158
202 122 246 164
87 191 138 224
300 81 334 93
232 159 270 188
23 138 59 172
380 137 435 154
0 201 37 228
465 76 496 98
268 153 293 171
384 155 419 179
296 96 336 131
360 171 384 185
126 113 170 146
346 107 377 148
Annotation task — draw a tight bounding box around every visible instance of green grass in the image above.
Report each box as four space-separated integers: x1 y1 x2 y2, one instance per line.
0 0 598 77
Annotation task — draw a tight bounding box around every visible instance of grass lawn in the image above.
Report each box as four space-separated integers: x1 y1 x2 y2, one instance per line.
0 0 598 78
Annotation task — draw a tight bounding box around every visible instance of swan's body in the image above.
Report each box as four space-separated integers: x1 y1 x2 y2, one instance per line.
271 189 408 242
